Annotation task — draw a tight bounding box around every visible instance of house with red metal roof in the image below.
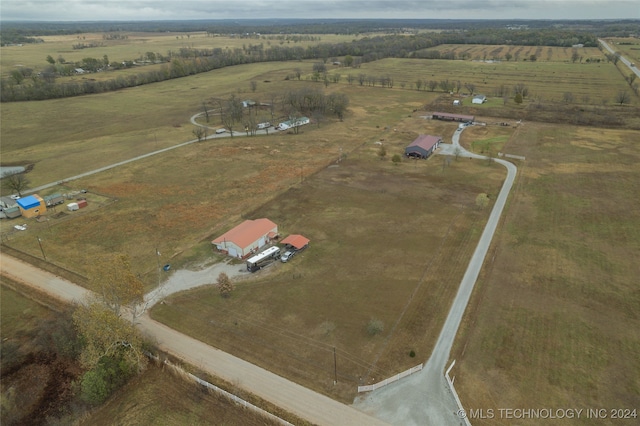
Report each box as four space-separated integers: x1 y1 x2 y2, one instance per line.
405 135 443 159
212 218 278 258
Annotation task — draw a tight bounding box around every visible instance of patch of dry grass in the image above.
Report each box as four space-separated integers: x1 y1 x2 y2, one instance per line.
451 123 640 425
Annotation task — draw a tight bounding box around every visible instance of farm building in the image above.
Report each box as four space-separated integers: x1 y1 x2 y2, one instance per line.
405 135 443 159
0 196 18 209
212 218 279 258
432 112 475 122
44 193 65 207
281 234 310 251
2 207 22 219
277 117 310 131
16 195 46 218
472 95 487 104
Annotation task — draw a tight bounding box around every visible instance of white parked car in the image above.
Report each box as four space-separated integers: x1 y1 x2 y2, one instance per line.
280 250 296 263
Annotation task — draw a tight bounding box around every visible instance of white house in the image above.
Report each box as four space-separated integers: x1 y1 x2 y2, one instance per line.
472 95 487 104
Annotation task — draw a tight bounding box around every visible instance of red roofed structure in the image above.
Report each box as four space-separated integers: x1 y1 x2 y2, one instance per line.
281 234 310 250
212 218 278 258
405 134 443 159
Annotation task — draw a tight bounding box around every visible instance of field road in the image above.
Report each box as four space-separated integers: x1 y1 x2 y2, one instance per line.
599 38 640 78
0 252 390 426
24 112 269 196
355 124 518 425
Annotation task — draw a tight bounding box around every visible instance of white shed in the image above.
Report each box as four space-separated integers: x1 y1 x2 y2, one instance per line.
472 95 487 104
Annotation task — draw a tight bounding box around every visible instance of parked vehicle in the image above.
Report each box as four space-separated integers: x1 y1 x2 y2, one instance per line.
280 250 296 263
246 246 281 272
215 128 227 134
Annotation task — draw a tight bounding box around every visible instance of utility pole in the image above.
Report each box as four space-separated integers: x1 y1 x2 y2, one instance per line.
156 248 161 286
333 347 338 385
37 236 47 261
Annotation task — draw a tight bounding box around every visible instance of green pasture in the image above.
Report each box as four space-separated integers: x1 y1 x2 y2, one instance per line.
330 55 634 106
452 124 640 425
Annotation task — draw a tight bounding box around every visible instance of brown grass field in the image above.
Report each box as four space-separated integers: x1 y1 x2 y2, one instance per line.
452 122 640 425
2 33 639 421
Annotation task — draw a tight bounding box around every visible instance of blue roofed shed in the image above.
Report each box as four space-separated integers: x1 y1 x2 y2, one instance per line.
17 194 46 218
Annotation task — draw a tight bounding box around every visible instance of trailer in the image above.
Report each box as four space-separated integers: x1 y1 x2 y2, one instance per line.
44 193 65 207
246 246 281 272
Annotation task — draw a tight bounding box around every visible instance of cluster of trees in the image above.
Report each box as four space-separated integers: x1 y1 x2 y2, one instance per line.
72 253 148 405
2 19 636 102
281 87 349 122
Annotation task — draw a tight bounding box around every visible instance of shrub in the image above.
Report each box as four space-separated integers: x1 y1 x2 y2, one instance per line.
391 154 402 164
366 319 384 336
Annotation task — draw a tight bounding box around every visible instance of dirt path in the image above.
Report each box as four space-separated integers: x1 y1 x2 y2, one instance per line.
0 252 389 426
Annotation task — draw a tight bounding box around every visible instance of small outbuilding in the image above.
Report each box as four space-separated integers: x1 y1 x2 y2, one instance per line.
16 195 46 218
212 218 279 258
44 193 65 207
3 206 22 219
405 135 443 159
281 234 310 251
472 95 487 104
453 100 461 106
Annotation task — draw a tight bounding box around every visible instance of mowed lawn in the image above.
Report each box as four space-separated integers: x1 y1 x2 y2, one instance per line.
151 140 506 403
451 123 640 425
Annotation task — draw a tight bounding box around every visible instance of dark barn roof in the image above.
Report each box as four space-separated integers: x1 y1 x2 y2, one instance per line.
432 112 475 122
405 135 442 157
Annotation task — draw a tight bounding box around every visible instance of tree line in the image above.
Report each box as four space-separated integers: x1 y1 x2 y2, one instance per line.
0 25 628 102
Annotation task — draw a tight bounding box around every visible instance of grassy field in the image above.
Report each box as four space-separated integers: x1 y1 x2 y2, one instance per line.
2 31 639 418
331 54 635 106
0 31 358 78
451 123 640 425
83 363 292 426
151 141 506 402
427 44 603 62
605 37 640 65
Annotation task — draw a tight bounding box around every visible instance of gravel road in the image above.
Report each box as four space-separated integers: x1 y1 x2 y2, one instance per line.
0 252 389 426
354 124 518 425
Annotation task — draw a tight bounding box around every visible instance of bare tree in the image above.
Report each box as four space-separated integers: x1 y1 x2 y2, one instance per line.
2 172 30 197
192 126 206 141
562 92 574 104
464 82 476 95
249 80 258 92
615 90 630 105
219 94 244 137
427 80 439 92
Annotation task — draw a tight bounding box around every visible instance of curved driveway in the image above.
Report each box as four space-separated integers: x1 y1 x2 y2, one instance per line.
355 125 518 425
